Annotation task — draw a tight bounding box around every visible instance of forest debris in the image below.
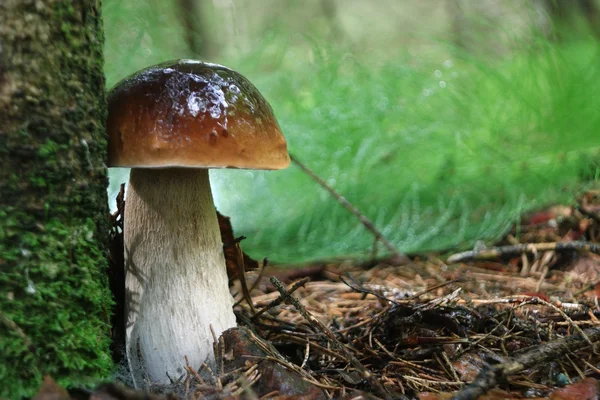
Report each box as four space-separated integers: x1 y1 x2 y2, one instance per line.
269 276 390 399
567 253 600 284
88 383 178 399
32 377 71 400
421 377 600 400
218 211 259 281
549 378 599 400
579 190 600 222
447 241 600 264
97 190 600 399
252 278 310 320
217 327 326 399
451 328 600 400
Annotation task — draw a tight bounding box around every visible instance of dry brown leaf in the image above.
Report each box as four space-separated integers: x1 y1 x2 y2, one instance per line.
32 377 71 400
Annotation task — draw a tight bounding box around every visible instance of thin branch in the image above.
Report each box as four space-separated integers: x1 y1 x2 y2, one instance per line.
290 153 407 262
234 241 255 313
252 278 310 320
340 273 401 305
447 241 600 264
451 327 600 400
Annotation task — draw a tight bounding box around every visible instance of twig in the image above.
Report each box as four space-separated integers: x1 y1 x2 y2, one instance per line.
233 258 269 309
524 297 593 347
451 327 600 400
447 241 600 264
230 372 260 399
249 258 269 292
234 241 256 313
301 338 310 369
270 276 390 399
409 279 461 300
243 353 343 391
201 361 221 391
340 274 401 305
290 153 407 262
252 278 310 320
184 355 206 384
441 351 461 383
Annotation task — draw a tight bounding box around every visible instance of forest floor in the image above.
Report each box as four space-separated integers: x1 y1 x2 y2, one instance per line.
35 190 600 400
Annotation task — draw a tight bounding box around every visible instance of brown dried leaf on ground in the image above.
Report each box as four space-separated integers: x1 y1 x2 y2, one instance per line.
89 383 178 400
33 377 71 400
418 377 599 400
549 377 599 400
217 211 259 281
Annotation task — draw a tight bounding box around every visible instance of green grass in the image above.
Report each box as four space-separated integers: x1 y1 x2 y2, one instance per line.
104 1 600 263
211 39 600 262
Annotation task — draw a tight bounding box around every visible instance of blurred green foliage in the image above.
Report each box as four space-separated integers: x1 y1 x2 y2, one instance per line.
104 0 600 263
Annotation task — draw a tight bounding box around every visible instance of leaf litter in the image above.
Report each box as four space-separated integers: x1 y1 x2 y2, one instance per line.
33 189 600 400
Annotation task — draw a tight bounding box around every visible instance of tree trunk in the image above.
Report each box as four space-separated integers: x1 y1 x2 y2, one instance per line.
0 1 113 397
176 0 215 59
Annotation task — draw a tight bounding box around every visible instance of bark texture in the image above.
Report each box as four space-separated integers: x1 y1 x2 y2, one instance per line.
125 168 236 387
0 1 113 397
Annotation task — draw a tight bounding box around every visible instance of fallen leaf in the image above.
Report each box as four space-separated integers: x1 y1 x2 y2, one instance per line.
217 210 259 280
32 376 71 400
549 377 599 400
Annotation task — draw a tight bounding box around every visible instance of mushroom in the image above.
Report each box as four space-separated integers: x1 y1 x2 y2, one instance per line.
106 59 290 387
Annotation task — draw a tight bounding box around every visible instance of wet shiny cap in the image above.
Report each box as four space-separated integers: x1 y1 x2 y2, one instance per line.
107 59 290 170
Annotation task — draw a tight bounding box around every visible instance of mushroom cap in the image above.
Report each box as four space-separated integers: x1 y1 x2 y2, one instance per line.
107 60 290 170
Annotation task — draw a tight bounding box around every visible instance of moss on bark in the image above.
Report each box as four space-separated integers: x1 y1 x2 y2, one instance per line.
0 1 113 397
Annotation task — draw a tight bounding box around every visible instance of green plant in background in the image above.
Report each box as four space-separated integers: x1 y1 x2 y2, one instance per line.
104 0 600 263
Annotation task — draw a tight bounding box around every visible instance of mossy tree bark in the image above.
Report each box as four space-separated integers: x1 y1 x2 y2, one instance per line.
0 1 113 397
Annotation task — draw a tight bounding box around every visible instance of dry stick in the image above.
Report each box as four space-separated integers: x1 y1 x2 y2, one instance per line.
232 258 269 309
290 153 407 262
451 327 600 400
408 279 461 300
270 276 390 399
234 241 256 313
184 355 206 384
341 274 401 305
441 351 461 383
249 258 269 293
447 241 600 264
527 297 594 346
231 373 260 400
251 277 310 320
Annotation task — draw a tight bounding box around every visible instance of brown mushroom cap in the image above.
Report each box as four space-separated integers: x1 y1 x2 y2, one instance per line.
107 59 290 170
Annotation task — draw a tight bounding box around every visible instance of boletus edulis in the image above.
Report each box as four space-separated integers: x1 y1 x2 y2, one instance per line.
106 59 290 386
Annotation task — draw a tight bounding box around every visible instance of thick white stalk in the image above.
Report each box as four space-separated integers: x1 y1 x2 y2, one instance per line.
124 168 236 387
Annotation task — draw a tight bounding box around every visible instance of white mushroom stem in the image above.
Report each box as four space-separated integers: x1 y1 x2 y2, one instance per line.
124 168 236 387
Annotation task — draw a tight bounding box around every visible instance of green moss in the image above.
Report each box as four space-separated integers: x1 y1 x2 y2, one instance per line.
0 1 113 397
1 212 113 398
38 139 68 158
